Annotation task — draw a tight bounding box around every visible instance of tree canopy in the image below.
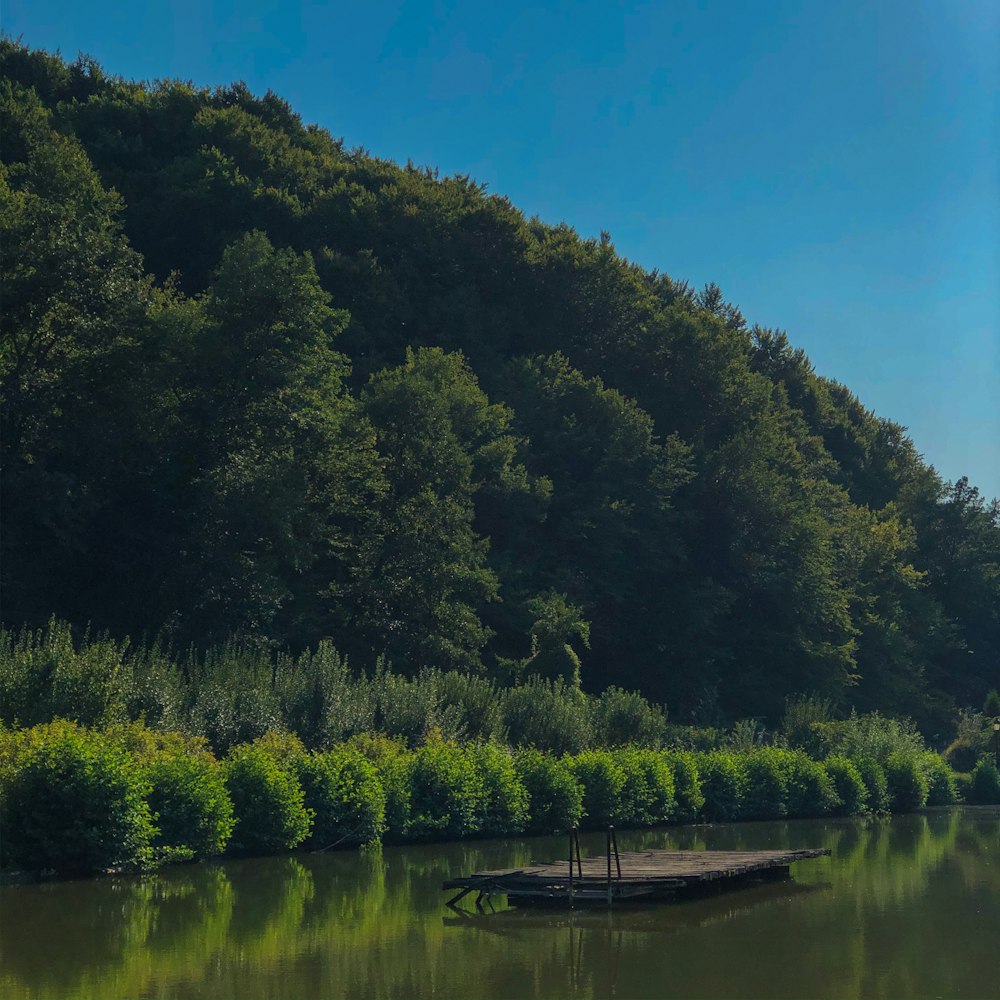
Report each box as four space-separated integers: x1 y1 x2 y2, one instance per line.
2 41 997 732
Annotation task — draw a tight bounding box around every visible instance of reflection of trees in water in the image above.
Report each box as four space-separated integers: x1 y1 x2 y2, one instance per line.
1 811 997 999
0 865 233 999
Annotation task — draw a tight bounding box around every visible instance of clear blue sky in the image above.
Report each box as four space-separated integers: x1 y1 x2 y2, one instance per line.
6 0 998 499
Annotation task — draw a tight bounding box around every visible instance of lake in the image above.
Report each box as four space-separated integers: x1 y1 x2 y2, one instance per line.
2 808 998 999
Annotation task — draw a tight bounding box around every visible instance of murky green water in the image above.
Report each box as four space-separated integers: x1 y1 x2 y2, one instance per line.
2 808 998 999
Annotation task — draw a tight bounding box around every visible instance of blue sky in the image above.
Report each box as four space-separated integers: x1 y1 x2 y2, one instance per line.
6 0 998 499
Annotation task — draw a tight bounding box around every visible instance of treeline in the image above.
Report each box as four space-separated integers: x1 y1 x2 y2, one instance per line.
6 716 1000 877
2 41 999 730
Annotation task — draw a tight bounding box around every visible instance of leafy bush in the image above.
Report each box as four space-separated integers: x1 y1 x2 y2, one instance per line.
146 737 234 858
468 743 529 835
298 745 386 848
831 711 925 764
919 752 959 806
695 751 744 821
781 694 835 758
514 749 584 834
885 751 929 813
567 750 626 828
823 756 868 815
591 688 665 748
772 749 839 818
502 677 593 754
0 721 154 874
432 671 507 743
966 759 1000 804
0 621 129 729
614 748 675 826
853 756 890 812
405 738 483 840
347 733 412 836
741 750 787 819
725 719 769 752
224 741 313 854
663 750 704 822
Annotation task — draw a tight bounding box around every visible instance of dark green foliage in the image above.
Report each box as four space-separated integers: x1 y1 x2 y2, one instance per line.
966 760 1000 804
591 687 666 748
771 748 840 818
468 743 529 835
346 734 412 837
0 620 129 729
567 750 626 828
405 738 484 840
823 756 869 815
884 751 929 813
298 746 386 848
984 689 1000 718
514 749 584 834
695 751 745 821
223 741 313 854
613 748 676 826
2 40 999 740
662 750 705 822
853 757 891 813
919 752 959 806
501 677 593 754
145 737 234 858
0 721 155 874
740 751 788 820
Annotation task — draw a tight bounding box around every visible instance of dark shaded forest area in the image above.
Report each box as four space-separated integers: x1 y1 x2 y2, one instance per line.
2 42 998 733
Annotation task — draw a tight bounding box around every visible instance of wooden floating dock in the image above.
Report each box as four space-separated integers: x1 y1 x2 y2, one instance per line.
443 830 829 908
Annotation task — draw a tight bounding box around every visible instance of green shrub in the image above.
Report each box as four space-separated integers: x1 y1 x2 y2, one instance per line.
741 750 787 819
347 733 412 836
514 749 583 834
502 677 593 755
832 711 925 764
406 738 483 840
885 751 929 813
146 738 234 858
773 749 839 818
0 621 129 729
298 746 386 848
0 721 154 874
468 743 529 836
567 750 626 828
663 750 704 822
919 752 959 806
823 756 868 815
695 751 744 821
613 748 675 826
224 742 313 854
591 688 665 748
853 757 890 812
432 671 507 743
966 759 1000 804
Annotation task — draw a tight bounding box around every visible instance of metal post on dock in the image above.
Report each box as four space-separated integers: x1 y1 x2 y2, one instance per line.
606 827 613 904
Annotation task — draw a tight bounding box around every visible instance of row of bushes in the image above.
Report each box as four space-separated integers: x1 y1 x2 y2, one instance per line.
4 721 998 876
0 621 666 753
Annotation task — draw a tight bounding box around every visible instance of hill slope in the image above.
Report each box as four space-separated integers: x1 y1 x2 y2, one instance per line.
2 41 998 729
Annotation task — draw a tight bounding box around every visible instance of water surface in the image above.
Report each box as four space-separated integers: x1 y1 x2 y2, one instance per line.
2 808 998 999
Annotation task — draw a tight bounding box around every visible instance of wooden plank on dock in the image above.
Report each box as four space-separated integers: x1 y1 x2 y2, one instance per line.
443 847 829 907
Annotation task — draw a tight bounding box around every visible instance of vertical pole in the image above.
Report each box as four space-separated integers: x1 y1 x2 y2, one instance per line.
568 828 575 907
574 828 582 878
611 826 621 880
606 827 613 905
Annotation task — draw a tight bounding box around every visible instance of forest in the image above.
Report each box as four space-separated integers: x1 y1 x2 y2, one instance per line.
2 40 999 738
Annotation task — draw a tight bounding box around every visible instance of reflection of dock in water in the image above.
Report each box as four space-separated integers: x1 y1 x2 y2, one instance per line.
444 878 830 933
443 829 830 909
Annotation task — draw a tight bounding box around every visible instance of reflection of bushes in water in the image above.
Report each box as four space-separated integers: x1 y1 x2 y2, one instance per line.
227 857 315 960
0 865 234 1000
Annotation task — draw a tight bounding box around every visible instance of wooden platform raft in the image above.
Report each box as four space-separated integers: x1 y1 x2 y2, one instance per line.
443 831 830 908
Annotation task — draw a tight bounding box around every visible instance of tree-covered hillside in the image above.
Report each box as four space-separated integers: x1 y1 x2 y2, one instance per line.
2 42 997 731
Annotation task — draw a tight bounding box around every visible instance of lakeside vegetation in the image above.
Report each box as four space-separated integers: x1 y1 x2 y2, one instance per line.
2 621 1000 877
